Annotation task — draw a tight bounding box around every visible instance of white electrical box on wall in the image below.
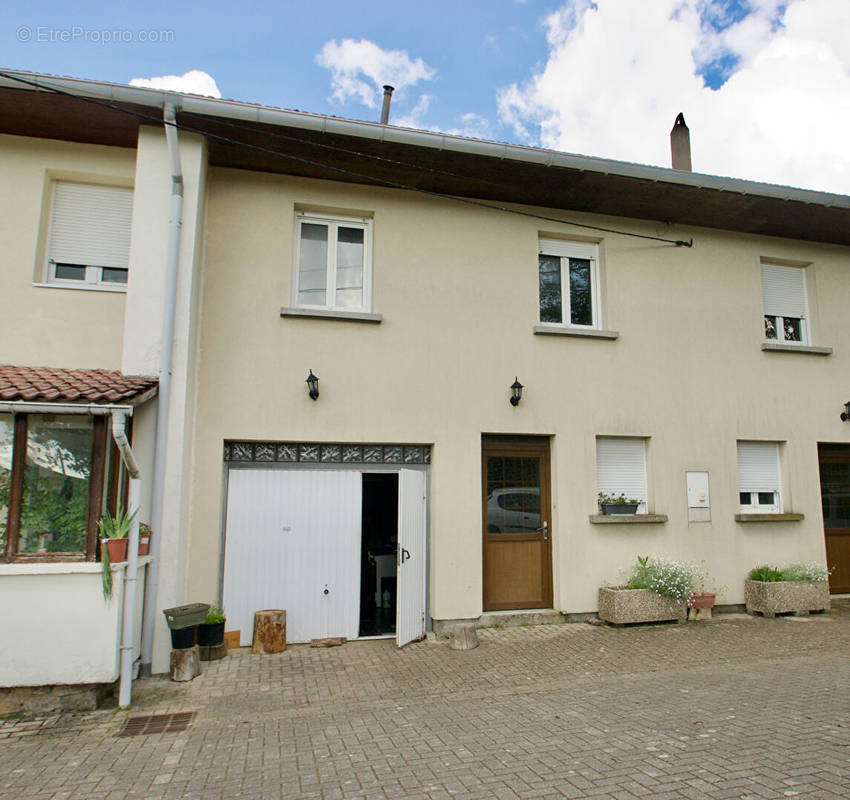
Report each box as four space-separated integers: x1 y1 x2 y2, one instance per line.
686 471 711 522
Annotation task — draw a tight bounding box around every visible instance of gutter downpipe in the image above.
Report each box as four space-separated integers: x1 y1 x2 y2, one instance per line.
139 101 183 677
113 410 141 708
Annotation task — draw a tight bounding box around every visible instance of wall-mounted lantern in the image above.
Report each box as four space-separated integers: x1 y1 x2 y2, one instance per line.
841 401 850 421
510 377 523 407
306 369 320 401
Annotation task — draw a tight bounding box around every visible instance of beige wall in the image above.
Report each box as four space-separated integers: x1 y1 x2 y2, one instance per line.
0 134 134 369
187 166 850 622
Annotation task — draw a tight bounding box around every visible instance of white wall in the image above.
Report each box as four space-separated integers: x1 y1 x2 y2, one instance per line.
0 561 147 687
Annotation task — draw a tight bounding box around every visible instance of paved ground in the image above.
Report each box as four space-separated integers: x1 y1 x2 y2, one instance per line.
2 604 849 800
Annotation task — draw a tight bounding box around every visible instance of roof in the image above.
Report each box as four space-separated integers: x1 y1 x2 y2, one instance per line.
1 69 850 246
0 365 158 405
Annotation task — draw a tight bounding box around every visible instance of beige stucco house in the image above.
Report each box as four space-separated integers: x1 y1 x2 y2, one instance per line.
2 69 849 700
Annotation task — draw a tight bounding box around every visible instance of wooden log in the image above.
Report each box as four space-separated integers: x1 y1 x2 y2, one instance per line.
252 609 286 654
310 637 346 648
170 645 201 681
199 642 228 661
448 623 479 650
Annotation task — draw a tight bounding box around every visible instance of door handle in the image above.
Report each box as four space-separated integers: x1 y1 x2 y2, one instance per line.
399 548 410 565
537 521 549 540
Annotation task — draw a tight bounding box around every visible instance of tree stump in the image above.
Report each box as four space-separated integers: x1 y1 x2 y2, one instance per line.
448 622 479 650
252 609 286 654
170 645 201 681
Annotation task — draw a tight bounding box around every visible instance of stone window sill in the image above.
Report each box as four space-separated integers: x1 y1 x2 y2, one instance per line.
735 512 805 522
0 556 151 575
534 325 619 340
761 342 832 356
280 307 383 323
32 282 126 294
589 513 668 524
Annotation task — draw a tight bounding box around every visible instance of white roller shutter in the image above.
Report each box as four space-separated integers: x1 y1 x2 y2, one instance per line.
596 438 647 505
737 441 780 493
761 264 807 318
48 182 133 269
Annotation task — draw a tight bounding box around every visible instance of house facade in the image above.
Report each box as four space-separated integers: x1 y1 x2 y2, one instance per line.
1 70 849 686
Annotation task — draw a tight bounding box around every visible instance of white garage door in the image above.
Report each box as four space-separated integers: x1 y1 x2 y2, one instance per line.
222 468 362 645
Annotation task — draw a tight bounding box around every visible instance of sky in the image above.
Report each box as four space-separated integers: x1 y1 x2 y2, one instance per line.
5 0 850 195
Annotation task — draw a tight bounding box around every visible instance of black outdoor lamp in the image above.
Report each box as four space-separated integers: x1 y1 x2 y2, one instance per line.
841 401 850 421
510 377 523 407
306 369 320 401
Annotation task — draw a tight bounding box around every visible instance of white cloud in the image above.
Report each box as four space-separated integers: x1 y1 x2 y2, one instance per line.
445 112 494 140
392 94 434 129
316 39 435 108
497 0 850 194
129 70 221 98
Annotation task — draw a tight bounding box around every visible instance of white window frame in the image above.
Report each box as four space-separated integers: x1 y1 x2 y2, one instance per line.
737 441 783 513
596 436 648 514
761 263 809 345
538 238 601 329
292 212 373 313
44 181 132 290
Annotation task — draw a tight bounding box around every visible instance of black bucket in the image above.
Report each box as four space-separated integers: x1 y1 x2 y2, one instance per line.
197 621 225 646
170 625 198 649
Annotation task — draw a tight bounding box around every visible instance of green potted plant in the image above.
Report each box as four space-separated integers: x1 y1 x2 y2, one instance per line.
745 563 831 617
198 605 226 647
597 492 641 516
98 505 138 600
138 522 152 556
599 555 698 624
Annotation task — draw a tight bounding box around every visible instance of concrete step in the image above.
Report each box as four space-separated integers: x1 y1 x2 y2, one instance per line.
477 609 567 629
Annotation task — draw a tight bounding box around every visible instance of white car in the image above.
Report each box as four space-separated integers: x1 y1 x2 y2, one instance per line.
486 487 541 533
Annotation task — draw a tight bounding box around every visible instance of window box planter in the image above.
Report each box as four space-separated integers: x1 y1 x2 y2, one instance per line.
598 587 687 625
744 580 830 617
600 503 639 516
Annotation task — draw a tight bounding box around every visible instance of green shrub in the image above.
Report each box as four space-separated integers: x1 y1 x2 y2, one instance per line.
626 555 699 602
747 564 784 582
204 605 226 624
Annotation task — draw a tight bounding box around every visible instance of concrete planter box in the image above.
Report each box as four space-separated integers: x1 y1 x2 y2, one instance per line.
744 580 830 617
598 587 686 625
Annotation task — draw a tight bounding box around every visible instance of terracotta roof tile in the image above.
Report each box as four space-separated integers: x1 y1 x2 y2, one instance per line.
0 366 158 405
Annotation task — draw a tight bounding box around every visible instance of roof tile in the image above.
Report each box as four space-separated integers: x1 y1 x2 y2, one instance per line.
0 365 158 405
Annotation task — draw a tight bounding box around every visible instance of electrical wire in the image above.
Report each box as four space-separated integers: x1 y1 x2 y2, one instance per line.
0 71 694 247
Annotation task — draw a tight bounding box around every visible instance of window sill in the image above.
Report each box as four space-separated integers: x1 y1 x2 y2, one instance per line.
32 282 127 294
280 306 383 324
761 342 832 356
589 513 668 524
534 324 618 340
735 512 805 522
0 556 151 575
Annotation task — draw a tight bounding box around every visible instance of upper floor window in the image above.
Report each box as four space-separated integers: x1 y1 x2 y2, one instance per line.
538 238 600 328
294 212 372 312
46 182 133 288
737 440 782 513
761 263 808 344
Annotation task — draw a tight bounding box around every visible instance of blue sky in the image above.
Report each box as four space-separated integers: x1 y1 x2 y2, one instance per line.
6 1 850 194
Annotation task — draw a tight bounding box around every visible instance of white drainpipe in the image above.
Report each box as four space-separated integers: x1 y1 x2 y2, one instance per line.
139 101 184 676
111 410 142 708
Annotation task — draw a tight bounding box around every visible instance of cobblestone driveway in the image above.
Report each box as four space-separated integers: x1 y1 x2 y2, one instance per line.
2 606 849 799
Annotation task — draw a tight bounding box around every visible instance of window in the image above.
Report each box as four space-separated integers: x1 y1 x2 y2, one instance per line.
45 182 133 288
737 441 782 513
596 437 648 513
761 263 808 344
294 213 372 311
539 238 599 328
0 414 116 559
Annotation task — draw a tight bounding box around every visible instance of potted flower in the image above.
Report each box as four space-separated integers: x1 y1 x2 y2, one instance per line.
198 605 226 647
745 563 831 617
98 505 138 601
138 523 152 556
598 492 640 516
599 555 697 625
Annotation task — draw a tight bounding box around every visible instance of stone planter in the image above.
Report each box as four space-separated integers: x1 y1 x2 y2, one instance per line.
744 580 830 617
598 587 686 625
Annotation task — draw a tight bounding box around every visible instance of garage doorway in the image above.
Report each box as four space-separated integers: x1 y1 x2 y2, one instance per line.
221 465 427 647
359 473 398 637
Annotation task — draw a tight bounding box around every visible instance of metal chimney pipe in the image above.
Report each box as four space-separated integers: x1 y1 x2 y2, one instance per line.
380 85 395 124
670 112 692 171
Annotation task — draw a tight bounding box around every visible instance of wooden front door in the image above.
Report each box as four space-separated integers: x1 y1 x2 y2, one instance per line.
818 443 850 593
482 438 552 610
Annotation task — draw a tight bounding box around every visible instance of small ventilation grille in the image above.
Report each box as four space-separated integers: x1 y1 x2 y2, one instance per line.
117 711 194 737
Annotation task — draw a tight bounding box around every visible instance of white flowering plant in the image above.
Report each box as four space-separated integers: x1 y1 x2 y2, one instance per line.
625 555 700 602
